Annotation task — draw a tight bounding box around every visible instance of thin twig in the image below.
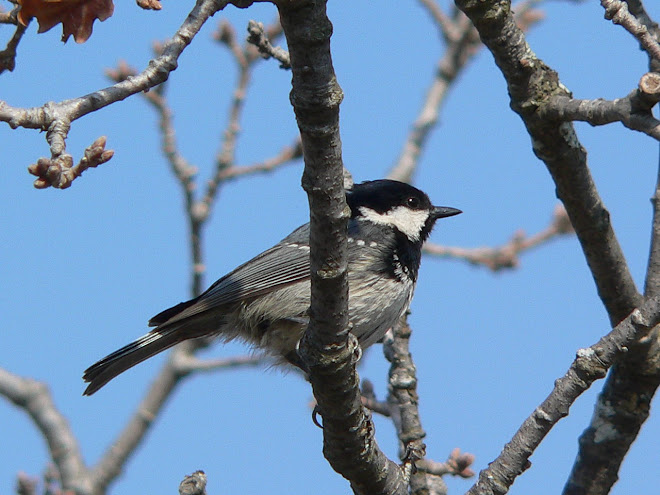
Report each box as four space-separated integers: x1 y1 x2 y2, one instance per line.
1 0 231 188
213 139 302 182
171 353 267 374
417 0 459 42
384 319 428 491
389 0 543 183
424 204 573 271
0 21 26 74
0 369 90 494
416 449 476 479
202 18 286 222
388 12 479 183
247 20 291 68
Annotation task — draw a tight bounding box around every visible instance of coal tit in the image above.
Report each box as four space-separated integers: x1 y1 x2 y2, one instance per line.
83 179 461 395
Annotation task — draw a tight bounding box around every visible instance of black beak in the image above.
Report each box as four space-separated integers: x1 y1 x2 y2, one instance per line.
432 206 462 219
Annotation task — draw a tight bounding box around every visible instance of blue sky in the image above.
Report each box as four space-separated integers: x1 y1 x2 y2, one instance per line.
1 1 659 494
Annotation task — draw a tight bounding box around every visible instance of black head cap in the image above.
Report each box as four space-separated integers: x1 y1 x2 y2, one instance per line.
347 179 433 214
347 179 461 242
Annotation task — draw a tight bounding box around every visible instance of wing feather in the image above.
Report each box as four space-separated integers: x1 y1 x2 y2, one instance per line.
149 224 311 327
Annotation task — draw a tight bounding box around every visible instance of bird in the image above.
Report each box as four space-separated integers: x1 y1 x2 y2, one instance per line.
83 179 461 395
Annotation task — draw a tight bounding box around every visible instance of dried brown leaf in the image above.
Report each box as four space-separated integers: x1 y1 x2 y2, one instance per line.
17 0 114 43
136 0 162 10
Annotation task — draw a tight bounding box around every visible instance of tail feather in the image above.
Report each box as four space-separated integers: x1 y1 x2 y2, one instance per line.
83 327 183 396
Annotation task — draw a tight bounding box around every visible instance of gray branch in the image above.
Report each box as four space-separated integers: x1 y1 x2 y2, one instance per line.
0 369 91 494
0 0 231 188
276 1 406 493
467 297 660 495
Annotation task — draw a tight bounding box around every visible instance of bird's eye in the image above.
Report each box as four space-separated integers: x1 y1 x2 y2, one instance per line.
407 196 420 208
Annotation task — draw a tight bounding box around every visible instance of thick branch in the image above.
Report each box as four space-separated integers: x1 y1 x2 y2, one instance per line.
563 146 660 495
277 1 405 494
455 0 642 326
466 297 660 495
454 2 651 495
646 156 660 296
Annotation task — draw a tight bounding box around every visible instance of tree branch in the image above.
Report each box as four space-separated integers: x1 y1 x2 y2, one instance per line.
0 17 26 74
563 144 660 495
538 73 660 141
466 297 660 495
455 0 642 326
0 369 90 494
0 0 231 188
388 11 481 183
424 204 573 270
416 449 476 479
179 470 207 495
276 1 406 494
246 19 291 68
388 0 543 183
384 318 457 495
601 0 660 62
453 2 652 495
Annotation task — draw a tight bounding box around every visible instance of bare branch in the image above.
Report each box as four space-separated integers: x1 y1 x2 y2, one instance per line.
388 13 480 183
171 353 267 374
601 0 660 62
417 0 460 42
210 139 302 183
85 12 298 489
275 1 408 494
0 369 90 494
360 379 393 417
15 473 37 495
620 0 660 73
538 73 660 141
382 318 476 494
1 0 231 187
417 449 476 479
646 155 660 296
247 20 291 69
0 19 26 74
389 0 543 183
456 0 642 326
425 204 573 271
200 17 288 225
384 319 427 489
467 297 660 495
0 5 19 24
89 344 189 492
563 146 660 495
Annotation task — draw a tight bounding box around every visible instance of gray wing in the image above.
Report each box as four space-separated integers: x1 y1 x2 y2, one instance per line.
149 224 311 327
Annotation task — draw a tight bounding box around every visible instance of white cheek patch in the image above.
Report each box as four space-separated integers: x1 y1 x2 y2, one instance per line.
359 206 430 241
